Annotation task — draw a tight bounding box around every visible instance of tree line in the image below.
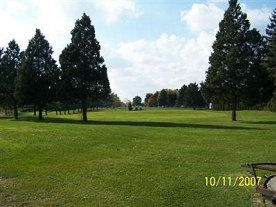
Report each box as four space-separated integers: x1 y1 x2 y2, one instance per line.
141 82 205 109
0 13 111 121
136 1 276 121
1 1 276 122
133 1 276 119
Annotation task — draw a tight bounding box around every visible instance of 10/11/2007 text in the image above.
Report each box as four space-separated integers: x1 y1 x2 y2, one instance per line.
205 176 262 187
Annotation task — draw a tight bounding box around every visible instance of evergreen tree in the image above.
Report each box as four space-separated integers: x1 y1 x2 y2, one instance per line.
157 89 167 107
166 89 178 107
59 13 111 121
0 40 21 118
242 29 274 107
203 0 266 121
15 29 59 120
185 83 205 109
265 8 276 81
177 84 187 107
265 8 276 111
152 92 159 107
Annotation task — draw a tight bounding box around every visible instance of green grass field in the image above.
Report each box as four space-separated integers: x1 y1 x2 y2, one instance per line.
1 108 276 206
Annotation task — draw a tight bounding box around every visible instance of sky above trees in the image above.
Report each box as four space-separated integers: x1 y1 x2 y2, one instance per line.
0 0 274 100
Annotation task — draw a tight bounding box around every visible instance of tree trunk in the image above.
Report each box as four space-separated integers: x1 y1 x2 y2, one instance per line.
232 96 237 121
14 99 18 119
34 105 36 116
38 104 43 120
81 98 88 121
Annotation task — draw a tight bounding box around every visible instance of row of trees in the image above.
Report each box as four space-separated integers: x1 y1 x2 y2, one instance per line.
1 1 276 122
142 82 205 109
134 0 276 117
201 0 276 121
0 13 111 121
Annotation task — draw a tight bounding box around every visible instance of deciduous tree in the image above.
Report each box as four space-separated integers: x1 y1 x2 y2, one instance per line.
133 96 142 106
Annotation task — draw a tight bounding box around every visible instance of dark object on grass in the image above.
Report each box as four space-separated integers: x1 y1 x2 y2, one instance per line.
242 163 276 205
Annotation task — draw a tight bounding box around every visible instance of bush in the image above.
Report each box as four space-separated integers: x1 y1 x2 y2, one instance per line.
266 92 276 112
128 102 132 111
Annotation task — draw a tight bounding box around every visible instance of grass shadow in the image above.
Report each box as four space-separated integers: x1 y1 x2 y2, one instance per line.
12 116 261 130
0 116 15 120
240 121 276 125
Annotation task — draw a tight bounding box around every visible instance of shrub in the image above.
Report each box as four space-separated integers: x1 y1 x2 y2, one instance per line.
128 102 133 111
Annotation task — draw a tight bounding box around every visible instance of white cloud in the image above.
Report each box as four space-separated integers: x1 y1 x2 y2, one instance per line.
104 32 214 99
180 3 224 32
95 0 141 23
181 31 214 69
28 0 79 61
240 3 271 32
1 0 273 101
0 1 35 50
0 0 141 61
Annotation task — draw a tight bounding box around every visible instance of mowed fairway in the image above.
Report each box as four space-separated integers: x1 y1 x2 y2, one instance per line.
1 108 276 206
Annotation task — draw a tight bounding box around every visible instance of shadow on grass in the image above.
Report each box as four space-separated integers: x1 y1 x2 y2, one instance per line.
11 116 261 130
0 116 14 120
240 121 276 125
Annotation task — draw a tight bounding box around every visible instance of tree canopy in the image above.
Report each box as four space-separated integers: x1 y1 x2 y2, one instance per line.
202 0 270 120
59 13 110 121
133 96 142 106
0 40 21 118
264 8 276 111
15 29 59 120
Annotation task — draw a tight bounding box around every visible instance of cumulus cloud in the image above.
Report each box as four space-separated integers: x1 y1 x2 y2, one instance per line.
1 0 273 100
108 1 272 99
0 0 140 59
96 0 141 23
240 3 271 32
0 1 35 50
180 3 224 32
103 32 213 99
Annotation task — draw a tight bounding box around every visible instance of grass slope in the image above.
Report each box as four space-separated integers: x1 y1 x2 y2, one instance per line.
0 108 276 206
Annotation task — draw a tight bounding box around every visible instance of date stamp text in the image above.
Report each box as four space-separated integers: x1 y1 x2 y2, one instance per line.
205 176 261 187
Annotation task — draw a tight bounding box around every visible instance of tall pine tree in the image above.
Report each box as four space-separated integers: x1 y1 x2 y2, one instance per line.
265 8 276 111
266 8 276 80
203 0 266 120
0 40 21 118
59 13 110 121
15 29 59 120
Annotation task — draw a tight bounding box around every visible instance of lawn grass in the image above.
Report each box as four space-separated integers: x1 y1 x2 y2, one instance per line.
0 108 276 206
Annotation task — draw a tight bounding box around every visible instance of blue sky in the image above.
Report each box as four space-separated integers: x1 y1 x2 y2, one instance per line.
0 0 275 101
